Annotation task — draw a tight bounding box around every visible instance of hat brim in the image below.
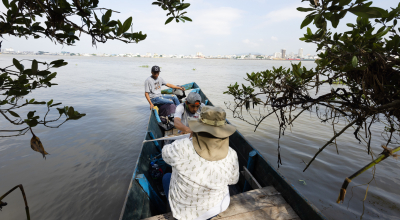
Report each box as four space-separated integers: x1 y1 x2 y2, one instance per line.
188 118 236 138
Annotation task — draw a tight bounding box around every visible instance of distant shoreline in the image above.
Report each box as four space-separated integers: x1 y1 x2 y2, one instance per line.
0 53 316 61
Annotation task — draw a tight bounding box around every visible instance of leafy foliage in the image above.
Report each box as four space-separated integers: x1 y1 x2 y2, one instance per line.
0 58 85 139
152 0 192 24
0 0 191 157
225 0 400 170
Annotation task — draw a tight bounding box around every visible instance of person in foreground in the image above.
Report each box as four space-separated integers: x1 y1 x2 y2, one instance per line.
162 106 240 220
174 92 205 134
145 65 184 110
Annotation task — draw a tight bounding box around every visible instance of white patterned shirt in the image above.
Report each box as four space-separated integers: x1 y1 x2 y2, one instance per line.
162 138 240 220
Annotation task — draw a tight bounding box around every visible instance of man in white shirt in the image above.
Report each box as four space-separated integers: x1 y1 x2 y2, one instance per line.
174 92 205 134
162 106 239 220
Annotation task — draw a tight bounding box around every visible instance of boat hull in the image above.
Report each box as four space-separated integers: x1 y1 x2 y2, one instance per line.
120 82 326 220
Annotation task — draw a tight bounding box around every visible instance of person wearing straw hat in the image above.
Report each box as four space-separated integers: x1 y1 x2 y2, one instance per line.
162 106 240 220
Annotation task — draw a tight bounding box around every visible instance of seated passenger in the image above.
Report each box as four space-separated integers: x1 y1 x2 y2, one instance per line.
145 65 184 110
162 106 240 220
174 92 205 134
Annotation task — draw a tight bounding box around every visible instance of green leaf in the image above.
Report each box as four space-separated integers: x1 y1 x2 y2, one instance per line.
330 13 341 28
8 110 20 117
165 17 173 25
349 6 384 18
47 99 53 106
375 27 391 38
183 3 191 9
42 72 57 83
26 118 38 127
32 59 38 75
297 7 315 12
29 98 35 103
2 0 9 8
13 58 24 72
27 111 35 119
50 103 62 107
103 9 112 24
31 101 46 105
106 20 118 27
181 16 192 22
50 59 67 68
352 56 358 67
301 15 315 29
122 17 132 33
307 27 312 35
56 107 65 115
67 106 75 117
178 3 190 10
338 0 352 6
116 20 123 35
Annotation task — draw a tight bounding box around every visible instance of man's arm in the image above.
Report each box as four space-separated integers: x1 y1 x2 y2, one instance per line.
174 117 191 134
145 92 154 110
165 83 185 91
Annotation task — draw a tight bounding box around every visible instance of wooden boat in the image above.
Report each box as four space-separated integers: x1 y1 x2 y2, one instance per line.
119 82 326 220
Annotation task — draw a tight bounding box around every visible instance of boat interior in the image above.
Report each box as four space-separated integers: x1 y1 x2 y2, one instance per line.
119 82 325 220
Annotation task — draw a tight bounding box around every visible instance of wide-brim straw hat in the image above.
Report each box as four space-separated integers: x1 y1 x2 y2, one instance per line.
188 106 236 138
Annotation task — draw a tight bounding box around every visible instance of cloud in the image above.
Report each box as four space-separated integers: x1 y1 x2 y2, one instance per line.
195 45 204 48
271 36 278 41
243 39 259 47
263 5 304 25
193 7 243 35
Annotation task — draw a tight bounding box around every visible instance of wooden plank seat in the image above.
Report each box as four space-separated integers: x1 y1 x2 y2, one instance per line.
142 186 300 220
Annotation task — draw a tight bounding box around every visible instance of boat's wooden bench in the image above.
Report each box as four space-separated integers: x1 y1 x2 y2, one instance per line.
141 186 300 220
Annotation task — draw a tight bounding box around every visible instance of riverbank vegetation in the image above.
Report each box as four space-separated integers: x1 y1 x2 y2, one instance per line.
225 0 400 203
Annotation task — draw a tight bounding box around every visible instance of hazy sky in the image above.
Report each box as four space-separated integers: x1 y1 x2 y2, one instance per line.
0 0 395 55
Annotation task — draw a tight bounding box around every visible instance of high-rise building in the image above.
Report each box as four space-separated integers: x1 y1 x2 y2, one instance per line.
274 52 281 58
299 48 304 58
281 49 286 58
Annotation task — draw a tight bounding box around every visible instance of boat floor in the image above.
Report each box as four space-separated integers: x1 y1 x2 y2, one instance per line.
142 186 300 220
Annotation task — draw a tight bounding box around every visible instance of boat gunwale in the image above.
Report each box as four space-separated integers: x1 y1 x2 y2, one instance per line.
118 106 154 220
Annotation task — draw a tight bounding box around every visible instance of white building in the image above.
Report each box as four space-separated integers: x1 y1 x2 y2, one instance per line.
298 48 304 58
3 48 15 54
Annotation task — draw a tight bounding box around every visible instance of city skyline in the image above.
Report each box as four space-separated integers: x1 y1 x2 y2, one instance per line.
1 47 319 60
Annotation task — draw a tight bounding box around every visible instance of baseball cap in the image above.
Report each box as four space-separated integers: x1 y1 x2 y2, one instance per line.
151 65 161 72
186 92 202 105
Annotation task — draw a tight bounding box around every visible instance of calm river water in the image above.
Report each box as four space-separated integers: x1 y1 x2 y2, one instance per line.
0 55 399 220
